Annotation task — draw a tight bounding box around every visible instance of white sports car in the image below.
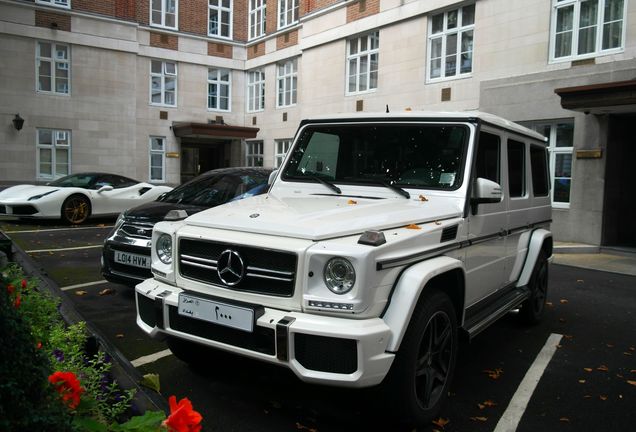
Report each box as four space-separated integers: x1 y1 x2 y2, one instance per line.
0 173 173 224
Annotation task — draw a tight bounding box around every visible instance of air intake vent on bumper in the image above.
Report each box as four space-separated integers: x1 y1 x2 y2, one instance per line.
440 225 458 242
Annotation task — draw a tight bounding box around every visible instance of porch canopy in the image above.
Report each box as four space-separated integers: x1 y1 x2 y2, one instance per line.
172 122 259 140
555 79 636 114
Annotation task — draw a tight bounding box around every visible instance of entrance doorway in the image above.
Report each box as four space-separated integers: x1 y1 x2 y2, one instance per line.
602 114 636 248
180 141 230 184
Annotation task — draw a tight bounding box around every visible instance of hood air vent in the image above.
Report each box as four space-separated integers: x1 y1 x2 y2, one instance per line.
441 225 458 242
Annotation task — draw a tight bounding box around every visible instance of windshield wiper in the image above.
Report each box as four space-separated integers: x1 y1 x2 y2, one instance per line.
311 176 341 194
358 180 410 199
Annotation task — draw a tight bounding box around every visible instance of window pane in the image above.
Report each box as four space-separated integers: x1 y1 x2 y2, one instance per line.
553 178 571 202
151 60 162 73
447 10 458 29
56 149 69 175
55 45 68 60
555 153 572 177
578 27 597 54
604 0 624 21
556 123 574 147
151 77 162 103
602 21 622 49
151 153 163 167
431 14 443 33
556 6 574 32
462 4 475 26
165 62 176 75
555 32 573 57
530 146 549 196
151 167 163 180
152 138 164 150
40 148 52 164
39 129 53 145
579 0 599 27
508 140 525 197
430 58 441 79
39 42 52 58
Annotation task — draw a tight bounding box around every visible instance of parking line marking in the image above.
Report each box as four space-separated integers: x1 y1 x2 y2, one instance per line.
26 244 103 253
7 225 114 234
131 349 173 367
494 333 563 432
60 280 109 291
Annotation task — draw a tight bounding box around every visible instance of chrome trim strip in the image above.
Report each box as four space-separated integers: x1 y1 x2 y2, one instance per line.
180 260 218 271
180 254 218 265
246 272 294 282
246 266 294 276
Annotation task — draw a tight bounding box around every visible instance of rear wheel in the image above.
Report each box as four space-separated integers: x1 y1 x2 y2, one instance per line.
384 290 458 426
519 250 549 324
61 195 90 224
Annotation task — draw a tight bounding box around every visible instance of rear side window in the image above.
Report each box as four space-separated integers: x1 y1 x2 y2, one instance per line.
530 145 549 196
475 131 500 183
507 139 525 198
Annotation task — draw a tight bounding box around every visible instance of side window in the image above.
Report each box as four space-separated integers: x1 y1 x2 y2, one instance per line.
475 131 500 183
530 145 549 196
507 139 525 198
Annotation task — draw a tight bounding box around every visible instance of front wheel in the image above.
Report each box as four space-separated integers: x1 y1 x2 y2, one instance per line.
383 290 458 426
61 195 91 224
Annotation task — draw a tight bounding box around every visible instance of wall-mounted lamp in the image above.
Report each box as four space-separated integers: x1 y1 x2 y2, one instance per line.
13 114 24 131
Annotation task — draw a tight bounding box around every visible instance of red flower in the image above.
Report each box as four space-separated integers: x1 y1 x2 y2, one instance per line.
36 342 42 349
48 371 84 409
21 279 27 289
162 396 202 432
13 293 21 309
7 283 14 295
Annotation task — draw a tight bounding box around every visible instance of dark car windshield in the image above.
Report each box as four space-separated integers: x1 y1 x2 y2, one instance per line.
281 123 468 190
48 173 138 189
159 170 270 206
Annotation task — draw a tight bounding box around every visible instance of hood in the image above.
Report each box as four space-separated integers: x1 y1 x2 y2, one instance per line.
125 200 207 223
0 185 60 201
185 194 463 241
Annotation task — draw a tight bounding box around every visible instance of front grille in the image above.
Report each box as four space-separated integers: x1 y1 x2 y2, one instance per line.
168 306 275 355
105 244 152 280
294 334 358 374
12 205 38 215
120 222 154 240
178 238 297 297
137 293 156 327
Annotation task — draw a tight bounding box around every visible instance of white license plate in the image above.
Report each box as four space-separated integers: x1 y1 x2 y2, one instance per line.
114 251 150 269
178 293 255 333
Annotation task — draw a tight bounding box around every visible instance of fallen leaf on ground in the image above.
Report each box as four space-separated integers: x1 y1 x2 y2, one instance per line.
560 299 569 304
557 345 563 349
482 400 497 407
75 290 88 296
631 370 636 374
115 334 124 338
617 374 624 378
140 373 160 393
295 423 317 432
470 417 488 422
584 395 592 399
584 368 593 372
559 318 566 323
564 334 574 339
630 347 635 352
576 279 584 283
624 352 633 356
546 301 553 307
627 380 636 387
483 368 503 379
431 418 450 428
578 380 586 384
597 365 609 372
599 395 608 401
98 288 114 296
606 343 615 348
560 418 570 422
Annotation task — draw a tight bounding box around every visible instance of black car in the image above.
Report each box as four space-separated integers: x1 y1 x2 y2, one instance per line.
101 167 272 286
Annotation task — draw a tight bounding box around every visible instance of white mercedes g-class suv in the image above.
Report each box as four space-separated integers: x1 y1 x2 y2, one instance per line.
136 111 552 425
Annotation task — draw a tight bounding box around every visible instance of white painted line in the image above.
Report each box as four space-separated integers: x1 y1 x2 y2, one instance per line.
60 280 109 291
8 225 114 234
131 349 173 368
26 244 103 253
494 333 563 432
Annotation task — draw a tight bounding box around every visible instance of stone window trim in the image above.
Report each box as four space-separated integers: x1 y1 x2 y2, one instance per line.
346 30 379 96
150 60 178 107
208 68 232 112
151 0 178 30
276 58 298 108
36 128 71 180
149 136 166 183
36 0 70 9
209 0 233 39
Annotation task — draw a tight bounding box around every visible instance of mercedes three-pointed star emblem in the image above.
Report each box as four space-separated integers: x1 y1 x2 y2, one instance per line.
216 249 245 286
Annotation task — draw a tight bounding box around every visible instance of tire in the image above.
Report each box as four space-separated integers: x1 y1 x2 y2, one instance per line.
61 194 91 224
384 290 458 427
519 250 549 324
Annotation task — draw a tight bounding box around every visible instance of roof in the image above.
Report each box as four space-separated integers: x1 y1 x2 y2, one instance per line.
299 110 547 142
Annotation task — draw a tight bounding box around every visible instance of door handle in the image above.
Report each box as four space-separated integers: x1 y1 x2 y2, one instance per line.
499 229 507 237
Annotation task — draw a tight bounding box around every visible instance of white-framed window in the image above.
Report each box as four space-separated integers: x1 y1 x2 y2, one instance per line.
522 120 574 208
278 0 299 29
36 128 71 180
346 31 379 95
208 68 231 111
246 140 264 166
36 0 70 9
277 59 297 108
36 41 70 95
151 0 178 29
150 60 177 106
247 69 265 112
427 3 475 81
550 0 626 62
275 139 292 167
249 0 266 40
209 0 232 38
149 136 166 182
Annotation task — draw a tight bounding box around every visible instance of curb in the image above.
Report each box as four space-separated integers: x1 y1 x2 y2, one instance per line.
4 231 169 416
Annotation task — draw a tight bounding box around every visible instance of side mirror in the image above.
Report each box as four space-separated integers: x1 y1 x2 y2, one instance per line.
471 178 502 214
268 169 279 186
97 185 114 193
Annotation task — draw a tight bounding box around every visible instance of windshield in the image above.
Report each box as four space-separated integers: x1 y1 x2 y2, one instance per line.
159 171 269 206
48 174 97 188
281 123 469 190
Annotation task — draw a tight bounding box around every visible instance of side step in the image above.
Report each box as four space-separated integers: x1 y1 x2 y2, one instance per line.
463 287 530 340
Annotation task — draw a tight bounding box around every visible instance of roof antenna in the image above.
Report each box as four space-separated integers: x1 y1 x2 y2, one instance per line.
386 104 389 113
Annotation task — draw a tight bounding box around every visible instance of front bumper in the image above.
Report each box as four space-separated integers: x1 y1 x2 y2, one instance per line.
135 278 395 388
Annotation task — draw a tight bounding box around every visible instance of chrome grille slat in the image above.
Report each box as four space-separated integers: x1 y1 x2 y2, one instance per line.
245 272 294 282
181 260 218 271
181 254 218 265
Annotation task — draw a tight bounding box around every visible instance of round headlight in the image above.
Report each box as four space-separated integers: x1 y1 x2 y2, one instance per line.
324 257 356 294
156 234 172 264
